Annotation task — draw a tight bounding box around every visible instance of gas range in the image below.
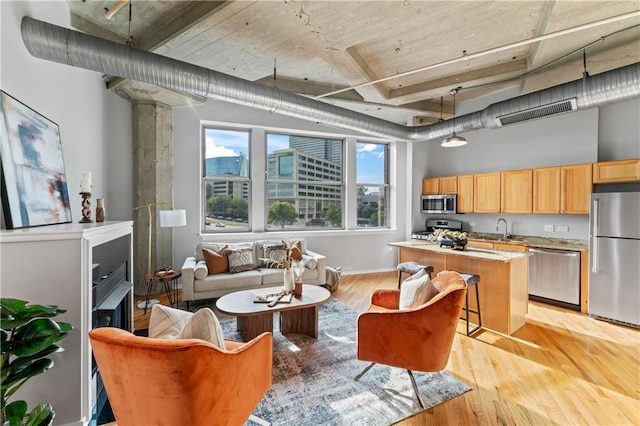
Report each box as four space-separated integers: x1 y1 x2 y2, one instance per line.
411 219 463 240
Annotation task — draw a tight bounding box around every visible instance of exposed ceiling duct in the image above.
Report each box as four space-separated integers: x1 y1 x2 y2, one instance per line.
21 17 640 143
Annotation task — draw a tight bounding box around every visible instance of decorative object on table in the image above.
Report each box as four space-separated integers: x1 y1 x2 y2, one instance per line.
0 298 72 426
215 297 471 425
292 259 305 296
254 291 293 306
79 191 92 223
260 240 301 294
429 229 469 250
95 198 105 222
0 90 72 229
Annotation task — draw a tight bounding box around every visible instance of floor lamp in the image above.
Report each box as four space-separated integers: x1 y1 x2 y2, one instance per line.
132 203 186 310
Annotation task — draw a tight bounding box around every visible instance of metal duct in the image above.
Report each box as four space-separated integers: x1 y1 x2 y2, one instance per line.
20 17 640 143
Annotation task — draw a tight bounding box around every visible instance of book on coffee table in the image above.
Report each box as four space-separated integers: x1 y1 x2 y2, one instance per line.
254 291 293 304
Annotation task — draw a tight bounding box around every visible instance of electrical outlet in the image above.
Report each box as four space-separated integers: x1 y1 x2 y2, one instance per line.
557 226 569 232
544 225 554 232
469 221 476 227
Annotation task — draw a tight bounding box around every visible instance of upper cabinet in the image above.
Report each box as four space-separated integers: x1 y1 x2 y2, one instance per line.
457 174 474 213
474 172 501 213
422 178 439 195
501 169 533 213
439 176 458 194
592 159 640 183
533 167 561 214
422 177 457 195
561 163 592 214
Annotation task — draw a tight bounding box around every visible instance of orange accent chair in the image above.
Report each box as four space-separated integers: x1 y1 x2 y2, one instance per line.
88 327 272 426
355 270 467 408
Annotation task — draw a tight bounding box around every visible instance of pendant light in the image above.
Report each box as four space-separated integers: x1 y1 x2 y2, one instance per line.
441 88 468 147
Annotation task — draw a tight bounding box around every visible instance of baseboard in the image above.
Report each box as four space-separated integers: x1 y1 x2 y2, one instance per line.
340 267 396 276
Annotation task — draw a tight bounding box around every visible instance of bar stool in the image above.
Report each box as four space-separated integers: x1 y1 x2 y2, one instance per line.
397 262 434 288
438 271 482 336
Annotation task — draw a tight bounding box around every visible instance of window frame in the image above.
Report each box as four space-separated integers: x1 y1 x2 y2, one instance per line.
265 132 345 231
356 141 390 229
201 126 252 233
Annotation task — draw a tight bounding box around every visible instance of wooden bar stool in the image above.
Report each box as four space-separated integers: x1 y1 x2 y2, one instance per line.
438 271 482 336
397 262 434 288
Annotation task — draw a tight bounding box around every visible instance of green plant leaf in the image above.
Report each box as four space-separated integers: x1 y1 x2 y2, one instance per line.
25 403 55 426
5 399 28 423
2 358 53 392
12 319 64 357
1 298 66 330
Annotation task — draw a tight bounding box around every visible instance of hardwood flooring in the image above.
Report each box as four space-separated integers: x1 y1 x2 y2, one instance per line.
134 271 640 425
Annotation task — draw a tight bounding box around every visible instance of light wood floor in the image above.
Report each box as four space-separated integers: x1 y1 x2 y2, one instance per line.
134 272 640 426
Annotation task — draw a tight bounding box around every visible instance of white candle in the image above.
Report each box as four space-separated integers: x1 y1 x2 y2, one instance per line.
80 172 92 192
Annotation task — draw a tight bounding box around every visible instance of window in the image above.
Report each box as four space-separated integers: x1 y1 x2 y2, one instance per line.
356 142 389 228
266 133 343 230
202 128 250 233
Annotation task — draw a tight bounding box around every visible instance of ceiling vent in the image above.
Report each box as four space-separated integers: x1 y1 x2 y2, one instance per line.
496 99 578 126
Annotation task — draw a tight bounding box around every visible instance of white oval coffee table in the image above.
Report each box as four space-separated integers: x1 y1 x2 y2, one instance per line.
216 285 330 341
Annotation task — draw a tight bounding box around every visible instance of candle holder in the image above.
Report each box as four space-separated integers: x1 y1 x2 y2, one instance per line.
80 192 93 223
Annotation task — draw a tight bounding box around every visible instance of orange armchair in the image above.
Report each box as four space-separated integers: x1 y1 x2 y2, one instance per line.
355 270 467 407
88 327 272 426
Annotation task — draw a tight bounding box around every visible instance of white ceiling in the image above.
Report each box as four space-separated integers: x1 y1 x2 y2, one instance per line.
67 0 640 124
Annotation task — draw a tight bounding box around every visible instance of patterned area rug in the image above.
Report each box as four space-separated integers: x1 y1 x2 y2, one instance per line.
212 297 471 426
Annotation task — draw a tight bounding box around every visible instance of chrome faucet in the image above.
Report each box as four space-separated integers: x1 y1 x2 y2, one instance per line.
496 218 510 240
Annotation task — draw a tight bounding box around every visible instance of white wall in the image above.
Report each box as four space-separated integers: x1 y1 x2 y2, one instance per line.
172 100 409 274
411 97 640 239
0 1 132 226
1 1 131 424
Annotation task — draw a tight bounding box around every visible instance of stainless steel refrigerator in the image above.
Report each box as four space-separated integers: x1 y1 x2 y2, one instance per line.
589 192 640 328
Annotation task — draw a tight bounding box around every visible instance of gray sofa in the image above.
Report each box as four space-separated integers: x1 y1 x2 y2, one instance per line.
181 238 326 305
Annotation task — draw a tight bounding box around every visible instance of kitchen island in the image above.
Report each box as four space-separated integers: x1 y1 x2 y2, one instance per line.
389 241 530 335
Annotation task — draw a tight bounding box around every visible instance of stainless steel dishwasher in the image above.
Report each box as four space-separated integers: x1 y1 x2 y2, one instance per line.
528 247 581 310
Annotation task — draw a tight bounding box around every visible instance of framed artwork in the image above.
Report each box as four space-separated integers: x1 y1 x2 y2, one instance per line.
1 90 72 229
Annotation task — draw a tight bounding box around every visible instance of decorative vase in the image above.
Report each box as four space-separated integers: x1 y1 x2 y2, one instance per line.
283 268 295 293
96 198 105 222
294 278 303 296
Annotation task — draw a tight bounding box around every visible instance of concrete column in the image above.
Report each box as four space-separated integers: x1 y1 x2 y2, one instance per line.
132 101 174 295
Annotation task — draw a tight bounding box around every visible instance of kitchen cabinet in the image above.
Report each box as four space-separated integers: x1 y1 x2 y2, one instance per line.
467 240 528 252
533 166 561 213
592 158 640 183
439 176 458 194
422 176 457 194
474 172 501 213
501 169 533 213
561 163 592 214
390 241 529 335
422 178 439 195
457 174 474 213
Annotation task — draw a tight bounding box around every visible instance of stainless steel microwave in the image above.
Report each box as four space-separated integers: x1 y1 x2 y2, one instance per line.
421 194 457 214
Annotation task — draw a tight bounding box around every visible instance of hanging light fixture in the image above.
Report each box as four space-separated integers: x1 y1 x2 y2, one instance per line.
441 88 468 147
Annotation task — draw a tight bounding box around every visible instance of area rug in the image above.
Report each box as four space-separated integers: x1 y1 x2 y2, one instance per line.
212 297 471 426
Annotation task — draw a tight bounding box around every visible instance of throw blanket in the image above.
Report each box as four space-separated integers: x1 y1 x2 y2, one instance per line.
325 266 342 292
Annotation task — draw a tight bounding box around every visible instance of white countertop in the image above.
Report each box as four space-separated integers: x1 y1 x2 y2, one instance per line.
389 241 530 263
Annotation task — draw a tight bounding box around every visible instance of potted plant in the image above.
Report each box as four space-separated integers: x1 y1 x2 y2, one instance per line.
1 298 72 426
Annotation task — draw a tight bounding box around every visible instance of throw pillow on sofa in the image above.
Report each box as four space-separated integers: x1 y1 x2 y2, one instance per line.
263 243 287 267
148 304 226 350
194 260 209 279
202 245 229 275
227 247 256 273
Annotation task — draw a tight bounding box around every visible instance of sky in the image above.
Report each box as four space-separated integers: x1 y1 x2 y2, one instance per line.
205 128 385 183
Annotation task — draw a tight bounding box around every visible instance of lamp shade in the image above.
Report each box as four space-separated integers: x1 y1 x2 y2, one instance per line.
159 209 186 227
441 133 468 147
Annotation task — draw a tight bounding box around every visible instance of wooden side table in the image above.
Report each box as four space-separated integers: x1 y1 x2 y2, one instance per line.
143 270 182 314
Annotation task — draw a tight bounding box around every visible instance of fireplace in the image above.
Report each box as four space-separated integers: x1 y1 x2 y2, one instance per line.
91 235 132 424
